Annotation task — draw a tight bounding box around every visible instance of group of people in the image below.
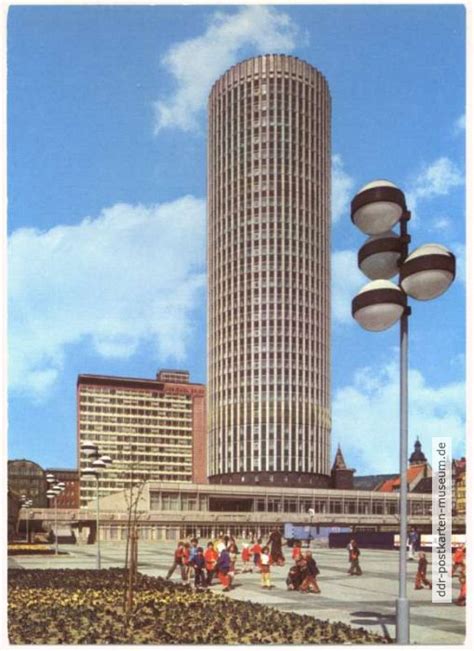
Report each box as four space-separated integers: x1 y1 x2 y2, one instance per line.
165 530 287 592
414 544 466 606
166 530 325 595
165 531 466 606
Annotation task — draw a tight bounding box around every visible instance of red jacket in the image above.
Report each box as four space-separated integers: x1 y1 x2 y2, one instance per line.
174 547 184 564
292 546 302 560
204 548 218 570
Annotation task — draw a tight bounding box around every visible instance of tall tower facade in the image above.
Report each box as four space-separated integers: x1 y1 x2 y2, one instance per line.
208 55 331 488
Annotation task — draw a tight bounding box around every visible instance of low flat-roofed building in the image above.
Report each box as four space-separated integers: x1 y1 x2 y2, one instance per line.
73 480 438 542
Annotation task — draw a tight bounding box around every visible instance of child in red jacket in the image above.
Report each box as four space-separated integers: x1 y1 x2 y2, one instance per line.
241 543 251 572
250 539 262 571
204 541 218 586
292 540 303 561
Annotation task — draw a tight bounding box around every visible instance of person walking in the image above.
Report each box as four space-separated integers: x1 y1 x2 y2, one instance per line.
414 552 432 590
408 528 417 561
455 567 466 606
181 542 192 583
166 541 187 582
347 539 353 563
348 540 362 576
217 546 232 592
204 541 219 586
191 546 207 589
452 544 465 577
267 527 285 566
228 542 239 580
187 538 199 582
260 546 272 589
250 538 262 572
241 543 251 572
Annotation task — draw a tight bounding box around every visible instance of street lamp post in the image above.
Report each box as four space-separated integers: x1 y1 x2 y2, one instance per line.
308 508 315 550
81 440 113 569
21 496 33 543
350 180 456 644
46 475 65 554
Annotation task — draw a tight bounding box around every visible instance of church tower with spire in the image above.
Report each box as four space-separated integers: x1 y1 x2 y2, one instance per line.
330 445 355 489
409 437 427 466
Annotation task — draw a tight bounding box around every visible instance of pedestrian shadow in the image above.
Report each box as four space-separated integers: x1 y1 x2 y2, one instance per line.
350 610 394 641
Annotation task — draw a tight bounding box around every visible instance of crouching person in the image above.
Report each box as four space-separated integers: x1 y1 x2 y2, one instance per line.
286 559 303 591
300 551 321 594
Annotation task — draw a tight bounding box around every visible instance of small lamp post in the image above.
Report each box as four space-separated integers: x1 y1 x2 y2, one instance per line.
350 180 456 644
308 508 315 549
46 478 65 554
21 496 33 543
81 440 113 569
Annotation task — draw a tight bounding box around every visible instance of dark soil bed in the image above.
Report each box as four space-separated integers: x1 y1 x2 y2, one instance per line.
8 569 391 644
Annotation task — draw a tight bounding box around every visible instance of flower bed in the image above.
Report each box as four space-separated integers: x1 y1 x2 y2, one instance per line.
8 569 390 644
8 544 55 556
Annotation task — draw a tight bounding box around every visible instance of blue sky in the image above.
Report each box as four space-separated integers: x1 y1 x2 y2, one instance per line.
7 4 466 474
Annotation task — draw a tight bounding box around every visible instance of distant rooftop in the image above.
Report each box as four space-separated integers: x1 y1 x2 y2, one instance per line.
78 369 202 389
156 369 190 383
411 477 432 494
353 474 397 491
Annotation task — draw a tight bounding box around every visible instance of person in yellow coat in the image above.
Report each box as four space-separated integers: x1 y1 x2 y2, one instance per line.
259 546 273 589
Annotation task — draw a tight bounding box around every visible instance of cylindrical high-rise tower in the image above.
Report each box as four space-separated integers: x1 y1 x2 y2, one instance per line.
208 54 331 488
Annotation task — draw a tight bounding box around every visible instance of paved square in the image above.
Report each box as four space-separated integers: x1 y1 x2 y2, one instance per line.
8 542 465 644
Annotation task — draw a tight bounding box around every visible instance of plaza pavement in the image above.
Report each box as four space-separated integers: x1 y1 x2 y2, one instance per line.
8 541 465 645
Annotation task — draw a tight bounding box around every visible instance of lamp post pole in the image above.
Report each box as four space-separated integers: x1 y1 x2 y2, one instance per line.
95 473 101 570
53 483 65 555
28 500 33 542
397 301 410 641
45 474 63 554
350 180 456 645
21 497 33 543
308 508 315 550
81 440 113 570
54 493 59 554
396 211 410 643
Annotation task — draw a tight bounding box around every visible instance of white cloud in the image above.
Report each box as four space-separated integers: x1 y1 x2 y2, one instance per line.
333 360 465 474
411 157 463 201
8 196 206 399
332 249 366 325
430 216 452 232
332 154 355 224
154 5 300 133
406 156 464 221
453 113 465 135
